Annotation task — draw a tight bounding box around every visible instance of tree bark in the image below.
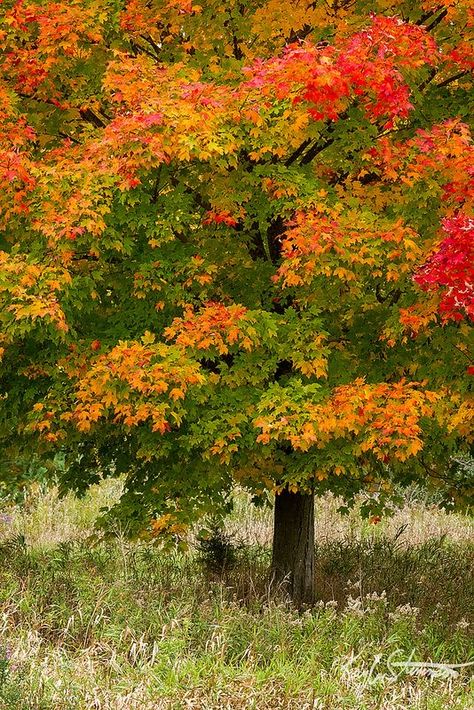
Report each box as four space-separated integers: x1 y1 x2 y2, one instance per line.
271 488 315 607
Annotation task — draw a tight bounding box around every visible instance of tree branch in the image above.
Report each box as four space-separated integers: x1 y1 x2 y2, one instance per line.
266 215 286 264
300 135 335 165
139 34 163 60
79 108 106 128
130 40 161 61
286 24 314 44
58 132 81 145
436 70 470 89
284 138 312 167
418 67 438 93
424 9 448 32
416 7 443 26
18 93 108 129
247 221 271 262
150 166 163 204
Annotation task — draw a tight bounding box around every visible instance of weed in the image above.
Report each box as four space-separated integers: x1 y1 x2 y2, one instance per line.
0 483 472 709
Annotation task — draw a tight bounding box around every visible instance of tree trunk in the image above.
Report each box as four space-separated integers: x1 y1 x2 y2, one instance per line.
271 488 315 608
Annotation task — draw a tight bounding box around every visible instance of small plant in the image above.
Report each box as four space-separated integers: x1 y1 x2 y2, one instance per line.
0 646 10 692
197 522 242 573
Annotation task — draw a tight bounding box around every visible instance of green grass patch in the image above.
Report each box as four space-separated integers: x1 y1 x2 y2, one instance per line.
0 485 472 709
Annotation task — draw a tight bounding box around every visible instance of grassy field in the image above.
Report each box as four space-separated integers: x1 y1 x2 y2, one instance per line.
0 481 472 709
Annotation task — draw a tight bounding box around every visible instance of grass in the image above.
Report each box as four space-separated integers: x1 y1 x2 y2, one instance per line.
0 481 472 709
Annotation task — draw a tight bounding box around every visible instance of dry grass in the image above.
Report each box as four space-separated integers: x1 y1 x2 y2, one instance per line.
0 481 472 709
7 481 472 551
3 478 123 548
226 490 474 548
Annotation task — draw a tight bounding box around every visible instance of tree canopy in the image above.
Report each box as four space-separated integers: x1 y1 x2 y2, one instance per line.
0 1 472 545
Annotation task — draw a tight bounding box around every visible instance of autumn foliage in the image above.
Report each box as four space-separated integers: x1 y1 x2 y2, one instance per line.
0 0 472 534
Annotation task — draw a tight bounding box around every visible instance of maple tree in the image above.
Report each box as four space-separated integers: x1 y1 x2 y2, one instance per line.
0 0 473 604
